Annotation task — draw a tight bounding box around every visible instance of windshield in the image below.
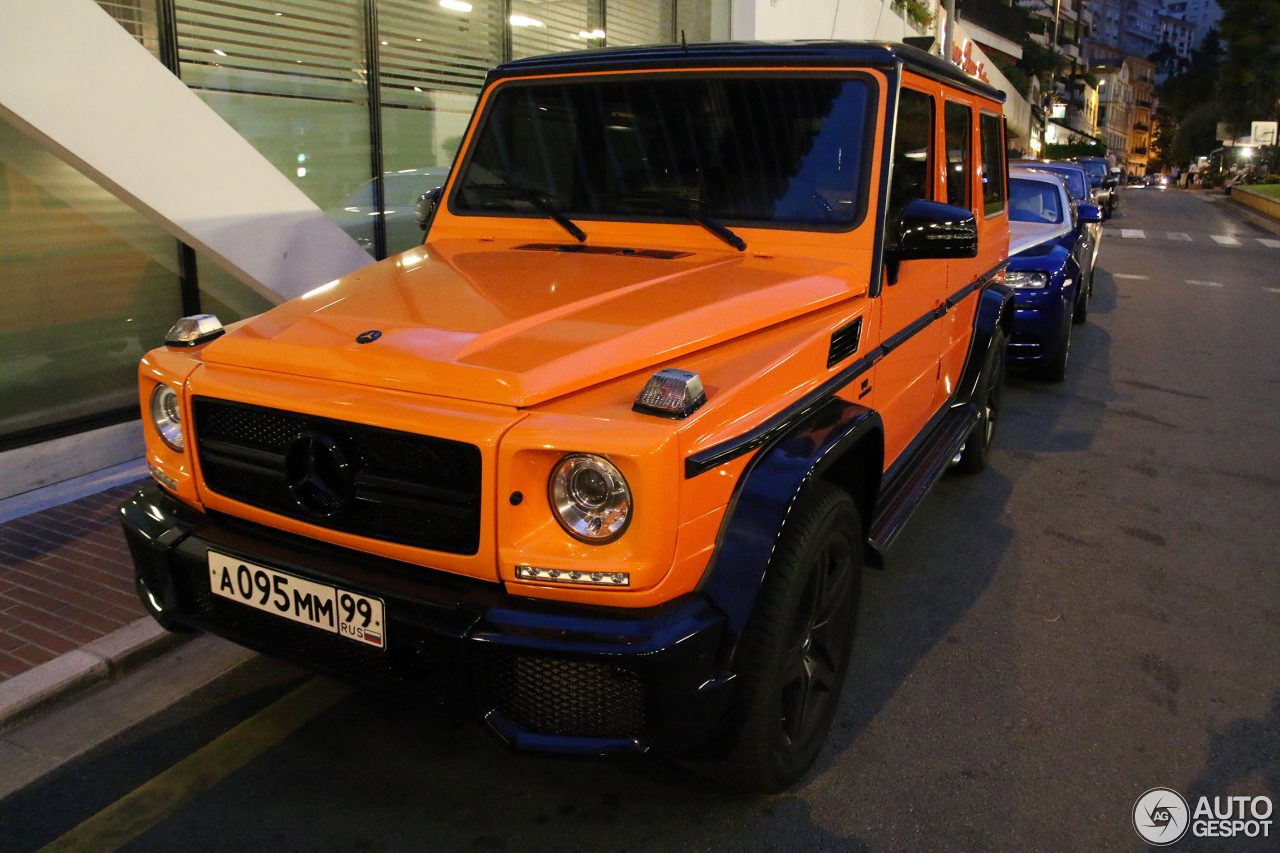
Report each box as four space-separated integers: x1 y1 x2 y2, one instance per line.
1010 178 1063 224
453 76 874 228
1078 160 1108 180
1047 167 1087 200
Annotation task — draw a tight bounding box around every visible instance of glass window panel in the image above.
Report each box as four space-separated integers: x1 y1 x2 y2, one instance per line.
888 88 934 240
96 0 163 60
195 254 276 324
175 0 375 255
510 0 598 59
944 101 972 209
0 116 184 441
980 111 1006 216
377 0 502 254
606 0 672 46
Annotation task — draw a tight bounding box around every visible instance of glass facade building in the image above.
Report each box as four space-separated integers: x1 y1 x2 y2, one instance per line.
1 0 713 451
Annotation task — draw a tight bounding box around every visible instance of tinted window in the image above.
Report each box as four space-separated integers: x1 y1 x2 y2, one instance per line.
1051 167 1088 200
455 76 874 227
887 88 934 240
944 102 971 209
1009 178 1063 224
979 112 1005 217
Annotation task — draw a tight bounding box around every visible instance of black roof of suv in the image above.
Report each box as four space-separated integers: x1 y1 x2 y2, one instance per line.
487 40 1007 102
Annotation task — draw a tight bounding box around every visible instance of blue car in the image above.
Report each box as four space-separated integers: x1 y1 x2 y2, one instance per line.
1012 159 1101 285
1004 171 1104 381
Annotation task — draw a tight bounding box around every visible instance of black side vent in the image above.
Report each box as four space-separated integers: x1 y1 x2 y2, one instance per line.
514 243 692 260
828 317 864 368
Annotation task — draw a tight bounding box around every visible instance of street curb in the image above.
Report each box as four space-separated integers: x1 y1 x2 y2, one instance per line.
1210 195 1280 236
0 618 191 733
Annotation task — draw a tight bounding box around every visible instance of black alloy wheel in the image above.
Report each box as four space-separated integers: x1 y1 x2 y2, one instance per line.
698 481 862 792
1038 307 1072 383
955 330 1006 474
1073 269 1090 325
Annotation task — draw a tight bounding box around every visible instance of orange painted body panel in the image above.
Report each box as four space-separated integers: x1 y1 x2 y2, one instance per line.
137 62 1006 611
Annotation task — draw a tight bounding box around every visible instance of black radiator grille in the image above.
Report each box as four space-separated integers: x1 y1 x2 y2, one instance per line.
193 398 482 554
487 649 646 739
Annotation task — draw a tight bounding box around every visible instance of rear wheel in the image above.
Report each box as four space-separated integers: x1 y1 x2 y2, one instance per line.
700 481 862 793
955 330 1006 474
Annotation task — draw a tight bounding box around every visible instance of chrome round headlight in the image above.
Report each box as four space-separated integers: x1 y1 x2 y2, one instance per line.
548 454 631 544
149 384 184 451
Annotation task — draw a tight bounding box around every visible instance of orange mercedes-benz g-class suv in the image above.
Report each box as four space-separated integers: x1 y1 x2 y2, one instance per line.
122 41 1012 791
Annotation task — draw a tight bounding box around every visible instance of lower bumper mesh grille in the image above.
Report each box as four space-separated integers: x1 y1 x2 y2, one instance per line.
487 650 645 739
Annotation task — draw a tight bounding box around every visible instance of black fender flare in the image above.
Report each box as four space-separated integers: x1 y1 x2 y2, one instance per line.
955 281 1014 406
697 398 883 650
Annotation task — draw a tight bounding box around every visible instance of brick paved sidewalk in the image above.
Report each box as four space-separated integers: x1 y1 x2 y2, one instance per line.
0 481 150 681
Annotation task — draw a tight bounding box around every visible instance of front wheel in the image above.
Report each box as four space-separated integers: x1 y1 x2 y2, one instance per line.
701 481 862 792
1037 310 1071 383
1073 272 1090 325
955 330 1006 474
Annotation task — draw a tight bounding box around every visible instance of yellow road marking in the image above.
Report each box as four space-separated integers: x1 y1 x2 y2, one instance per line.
37 677 352 853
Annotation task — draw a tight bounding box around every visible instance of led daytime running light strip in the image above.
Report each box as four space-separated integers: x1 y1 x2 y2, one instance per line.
515 566 630 586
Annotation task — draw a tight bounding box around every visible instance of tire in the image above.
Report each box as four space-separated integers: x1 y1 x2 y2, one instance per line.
1072 273 1089 325
955 330 1006 475
1037 311 1071 383
699 481 862 793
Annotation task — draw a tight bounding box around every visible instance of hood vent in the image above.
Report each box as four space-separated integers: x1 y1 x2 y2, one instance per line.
827 316 864 368
514 243 692 260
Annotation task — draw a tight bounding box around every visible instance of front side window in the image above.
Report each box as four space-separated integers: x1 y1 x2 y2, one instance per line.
979 112 1006 217
944 101 972 209
1009 178 1063 224
453 75 875 229
887 87 934 241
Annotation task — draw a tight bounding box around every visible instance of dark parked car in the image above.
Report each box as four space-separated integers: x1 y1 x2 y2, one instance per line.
1005 170 1102 381
1012 159 1103 280
1070 156 1118 217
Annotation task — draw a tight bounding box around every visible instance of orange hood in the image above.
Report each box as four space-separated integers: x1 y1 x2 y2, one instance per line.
201 238 865 407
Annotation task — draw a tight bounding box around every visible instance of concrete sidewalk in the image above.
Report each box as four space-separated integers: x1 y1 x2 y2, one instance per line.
0 480 189 729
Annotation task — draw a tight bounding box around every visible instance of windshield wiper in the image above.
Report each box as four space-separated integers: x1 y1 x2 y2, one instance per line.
463 181 586 242
614 191 746 252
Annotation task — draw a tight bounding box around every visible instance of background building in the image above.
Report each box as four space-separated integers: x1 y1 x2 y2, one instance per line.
1 0 1029 500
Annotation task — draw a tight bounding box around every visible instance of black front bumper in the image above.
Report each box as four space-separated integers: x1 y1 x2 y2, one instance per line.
121 486 733 757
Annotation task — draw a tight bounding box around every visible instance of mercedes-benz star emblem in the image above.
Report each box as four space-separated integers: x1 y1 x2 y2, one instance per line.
284 432 353 517
356 330 382 344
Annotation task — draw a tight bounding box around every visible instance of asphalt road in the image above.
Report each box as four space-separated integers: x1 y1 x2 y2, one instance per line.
2 187 1278 853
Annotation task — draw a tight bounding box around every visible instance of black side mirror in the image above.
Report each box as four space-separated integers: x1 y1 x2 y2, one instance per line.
893 199 979 261
415 185 444 233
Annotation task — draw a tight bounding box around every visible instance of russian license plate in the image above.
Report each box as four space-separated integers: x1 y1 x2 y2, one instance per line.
208 551 386 649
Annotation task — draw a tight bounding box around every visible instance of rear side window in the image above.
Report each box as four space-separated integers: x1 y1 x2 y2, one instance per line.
887 88 934 241
944 102 971 209
979 112 1005 217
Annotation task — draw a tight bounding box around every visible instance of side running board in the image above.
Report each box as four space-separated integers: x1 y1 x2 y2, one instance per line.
865 404 979 566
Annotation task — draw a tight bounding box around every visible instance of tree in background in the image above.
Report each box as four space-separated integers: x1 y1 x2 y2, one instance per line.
1153 30 1225 166
1216 0 1280 133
